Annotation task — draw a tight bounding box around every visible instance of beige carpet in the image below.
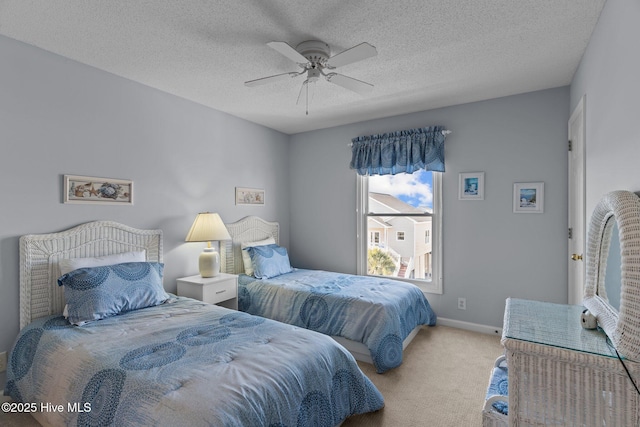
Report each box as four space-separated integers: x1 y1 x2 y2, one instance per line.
343 325 503 427
0 325 502 427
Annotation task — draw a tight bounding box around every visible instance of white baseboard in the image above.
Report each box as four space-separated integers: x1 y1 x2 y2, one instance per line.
436 317 502 336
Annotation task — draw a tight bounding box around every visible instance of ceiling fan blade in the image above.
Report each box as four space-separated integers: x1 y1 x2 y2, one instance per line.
244 71 301 87
326 42 377 69
325 73 374 95
267 41 309 66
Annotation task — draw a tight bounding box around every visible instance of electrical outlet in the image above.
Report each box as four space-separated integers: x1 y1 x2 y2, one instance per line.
457 298 466 310
0 351 6 373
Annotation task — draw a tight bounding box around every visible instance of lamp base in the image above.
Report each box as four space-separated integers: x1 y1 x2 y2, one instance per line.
199 247 220 278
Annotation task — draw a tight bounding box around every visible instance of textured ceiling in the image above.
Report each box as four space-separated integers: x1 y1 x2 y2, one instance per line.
0 0 606 134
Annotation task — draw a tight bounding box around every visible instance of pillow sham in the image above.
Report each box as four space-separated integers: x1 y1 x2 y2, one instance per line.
241 237 276 275
247 244 293 279
58 261 169 326
59 250 146 275
59 251 147 318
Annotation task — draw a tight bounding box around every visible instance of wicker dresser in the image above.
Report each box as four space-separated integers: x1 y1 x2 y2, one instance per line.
501 298 640 426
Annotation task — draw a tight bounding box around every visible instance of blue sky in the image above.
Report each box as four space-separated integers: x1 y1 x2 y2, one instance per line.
369 170 433 209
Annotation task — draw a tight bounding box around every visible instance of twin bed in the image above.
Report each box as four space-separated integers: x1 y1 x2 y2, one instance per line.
221 216 437 373
6 221 385 426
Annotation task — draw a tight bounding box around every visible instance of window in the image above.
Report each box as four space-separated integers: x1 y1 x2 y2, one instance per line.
370 231 380 246
357 170 443 294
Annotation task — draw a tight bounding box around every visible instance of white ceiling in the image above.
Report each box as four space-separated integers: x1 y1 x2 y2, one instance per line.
0 0 606 135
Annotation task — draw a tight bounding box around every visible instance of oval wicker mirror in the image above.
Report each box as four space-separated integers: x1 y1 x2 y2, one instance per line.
583 190 640 360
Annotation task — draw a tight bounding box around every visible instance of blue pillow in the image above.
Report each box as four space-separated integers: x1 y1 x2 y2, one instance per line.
58 262 169 325
247 244 293 279
486 365 509 415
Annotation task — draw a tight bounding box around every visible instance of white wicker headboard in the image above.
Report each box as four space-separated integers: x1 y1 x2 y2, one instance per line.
19 220 163 329
221 216 279 275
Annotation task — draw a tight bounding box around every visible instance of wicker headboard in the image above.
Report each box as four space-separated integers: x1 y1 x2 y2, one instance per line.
19 220 163 329
221 216 279 275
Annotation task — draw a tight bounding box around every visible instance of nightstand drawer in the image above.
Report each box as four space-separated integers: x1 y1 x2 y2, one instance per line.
177 273 239 310
201 279 237 305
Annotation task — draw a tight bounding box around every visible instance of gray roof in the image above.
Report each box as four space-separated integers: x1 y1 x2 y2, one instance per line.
369 192 432 223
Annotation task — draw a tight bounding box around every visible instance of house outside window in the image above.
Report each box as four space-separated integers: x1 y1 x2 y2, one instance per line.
356 170 443 294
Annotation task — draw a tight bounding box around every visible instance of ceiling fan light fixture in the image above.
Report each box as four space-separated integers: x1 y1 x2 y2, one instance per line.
307 68 321 83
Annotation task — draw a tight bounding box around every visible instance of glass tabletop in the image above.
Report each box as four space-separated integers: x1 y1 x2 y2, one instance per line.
503 298 617 358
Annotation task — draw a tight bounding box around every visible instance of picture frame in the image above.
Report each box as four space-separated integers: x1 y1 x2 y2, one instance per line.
64 175 133 205
235 187 265 206
513 182 544 213
458 172 485 200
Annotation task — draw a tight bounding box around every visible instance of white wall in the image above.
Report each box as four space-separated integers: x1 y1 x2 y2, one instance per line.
289 87 569 328
0 35 290 387
570 0 640 213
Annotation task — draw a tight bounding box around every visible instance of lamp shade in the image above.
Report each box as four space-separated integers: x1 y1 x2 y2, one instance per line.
186 213 231 278
185 212 231 243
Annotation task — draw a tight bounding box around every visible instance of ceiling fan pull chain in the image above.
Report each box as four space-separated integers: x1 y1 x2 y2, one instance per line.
306 82 309 115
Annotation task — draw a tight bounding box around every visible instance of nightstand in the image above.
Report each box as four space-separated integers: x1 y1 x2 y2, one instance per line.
177 273 238 310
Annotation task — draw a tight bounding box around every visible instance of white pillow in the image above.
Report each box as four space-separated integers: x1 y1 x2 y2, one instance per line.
59 250 146 318
240 238 275 275
59 250 146 275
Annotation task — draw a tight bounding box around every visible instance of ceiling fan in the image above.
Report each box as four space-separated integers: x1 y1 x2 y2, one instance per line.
244 40 377 114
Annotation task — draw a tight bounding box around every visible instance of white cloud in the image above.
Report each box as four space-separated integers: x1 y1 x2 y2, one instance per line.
369 171 433 207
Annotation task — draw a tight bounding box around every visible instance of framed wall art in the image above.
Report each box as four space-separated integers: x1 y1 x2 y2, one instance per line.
458 172 485 200
513 182 544 213
235 187 265 206
64 175 133 205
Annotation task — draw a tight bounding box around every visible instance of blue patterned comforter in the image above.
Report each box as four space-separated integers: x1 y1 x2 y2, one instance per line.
238 269 437 373
5 297 384 426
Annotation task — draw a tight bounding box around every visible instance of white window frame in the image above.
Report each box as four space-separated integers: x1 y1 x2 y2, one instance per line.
356 172 443 294
396 231 405 241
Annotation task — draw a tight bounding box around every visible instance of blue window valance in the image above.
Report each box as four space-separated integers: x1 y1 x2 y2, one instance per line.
350 126 447 176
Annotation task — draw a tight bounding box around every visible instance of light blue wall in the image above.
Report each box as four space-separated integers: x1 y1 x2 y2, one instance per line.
569 0 640 321
570 0 640 214
0 35 290 387
289 87 570 328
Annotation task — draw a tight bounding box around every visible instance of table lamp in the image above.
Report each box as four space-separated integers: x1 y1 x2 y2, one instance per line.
185 212 231 277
